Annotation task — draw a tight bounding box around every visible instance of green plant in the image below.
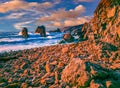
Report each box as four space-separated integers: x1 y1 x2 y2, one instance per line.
101 23 107 31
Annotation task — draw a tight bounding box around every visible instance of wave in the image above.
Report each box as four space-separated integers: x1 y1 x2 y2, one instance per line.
0 35 61 43
1 32 62 42
18 31 22 35
0 32 63 52
0 38 23 42
18 32 35 35
0 42 58 53
18 32 50 36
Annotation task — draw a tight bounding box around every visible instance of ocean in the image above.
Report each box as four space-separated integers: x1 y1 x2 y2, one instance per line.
0 32 63 53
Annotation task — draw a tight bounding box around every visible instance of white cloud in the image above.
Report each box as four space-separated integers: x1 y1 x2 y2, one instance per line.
73 0 93 3
38 5 89 28
14 21 33 30
6 12 26 19
51 16 92 27
0 0 53 13
52 0 61 4
0 12 27 20
0 0 93 30
42 0 61 4
0 0 8 3
64 16 92 26
39 5 86 22
75 5 85 11
52 21 63 27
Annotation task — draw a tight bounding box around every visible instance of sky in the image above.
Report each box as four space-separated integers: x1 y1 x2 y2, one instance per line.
0 0 100 32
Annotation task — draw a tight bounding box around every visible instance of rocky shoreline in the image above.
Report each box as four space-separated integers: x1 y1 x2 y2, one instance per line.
0 40 120 88
0 0 120 87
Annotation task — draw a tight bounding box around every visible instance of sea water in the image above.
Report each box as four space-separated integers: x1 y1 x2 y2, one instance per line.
0 32 63 53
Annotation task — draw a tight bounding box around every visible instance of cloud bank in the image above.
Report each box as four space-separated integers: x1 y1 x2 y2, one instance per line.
73 0 93 3
51 16 92 27
39 5 85 22
0 0 96 31
39 5 92 28
0 0 53 13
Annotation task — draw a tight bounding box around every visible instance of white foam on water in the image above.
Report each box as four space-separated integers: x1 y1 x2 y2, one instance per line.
0 43 58 53
0 37 60 53
46 32 50 35
47 36 54 39
18 32 35 35
0 38 23 42
0 32 63 53
18 31 22 35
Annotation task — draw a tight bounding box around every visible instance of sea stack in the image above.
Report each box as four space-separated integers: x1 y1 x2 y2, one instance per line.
21 27 29 38
35 25 46 37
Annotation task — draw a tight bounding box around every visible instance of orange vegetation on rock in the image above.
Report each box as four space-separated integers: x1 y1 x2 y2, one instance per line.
90 80 103 88
106 81 112 88
61 58 90 86
45 61 51 73
62 47 69 53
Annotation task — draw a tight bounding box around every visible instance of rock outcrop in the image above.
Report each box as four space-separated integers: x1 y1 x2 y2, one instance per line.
61 58 120 87
21 27 29 38
0 0 120 88
63 33 75 43
35 25 46 37
49 28 61 32
60 24 86 43
82 0 120 46
61 24 83 33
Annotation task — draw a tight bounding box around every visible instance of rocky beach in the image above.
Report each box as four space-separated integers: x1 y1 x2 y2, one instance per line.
0 40 120 88
0 0 120 88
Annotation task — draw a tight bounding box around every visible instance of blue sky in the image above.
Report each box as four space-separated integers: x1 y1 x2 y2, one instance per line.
0 0 100 32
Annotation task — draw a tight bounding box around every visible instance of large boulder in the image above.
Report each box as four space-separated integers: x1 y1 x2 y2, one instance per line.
61 58 120 87
60 24 85 41
35 25 46 37
61 58 91 87
21 27 29 38
63 33 74 43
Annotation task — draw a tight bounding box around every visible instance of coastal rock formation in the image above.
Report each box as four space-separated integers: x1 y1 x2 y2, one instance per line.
0 0 120 88
63 33 74 42
61 24 83 33
61 57 120 87
49 28 61 32
21 27 29 38
0 41 120 88
82 0 120 46
35 25 46 37
61 58 91 87
61 24 83 38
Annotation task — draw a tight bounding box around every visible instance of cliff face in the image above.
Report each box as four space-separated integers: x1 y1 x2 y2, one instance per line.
60 24 83 34
83 0 120 46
